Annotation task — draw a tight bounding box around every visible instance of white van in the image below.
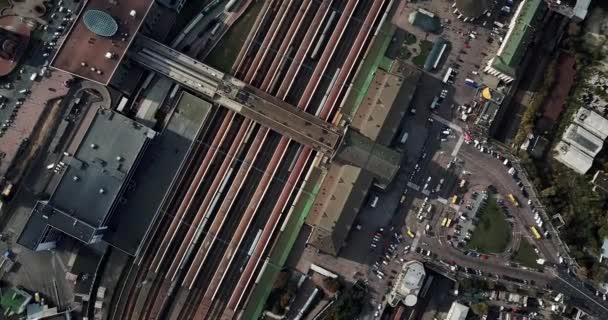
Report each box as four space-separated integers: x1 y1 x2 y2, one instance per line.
30 73 38 81
369 195 379 208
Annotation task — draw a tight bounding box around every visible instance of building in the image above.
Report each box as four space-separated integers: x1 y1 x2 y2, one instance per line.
446 302 470 320
600 239 608 264
591 171 608 194
307 67 419 255
0 16 30 76
545 0 590 21
156 0 187 12
573 108 608 140
484 0 547 83
562 124 604 157
0 287 31 316
553 141 593 174
453 0 492 20
18 108 156 251
50 0 154 84
423 37 449 71
408 9 441 33
554 108 608 174
387 260 425 307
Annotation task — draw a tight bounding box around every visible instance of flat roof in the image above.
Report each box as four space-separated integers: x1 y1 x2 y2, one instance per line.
48 108 152 228
492 0 545 77
447 302 470 320
553 141 593 175
573 108 608 140
51 0 154 84
563 124 604 157
104 92 212 255
455 0 491 18
307 164 373 255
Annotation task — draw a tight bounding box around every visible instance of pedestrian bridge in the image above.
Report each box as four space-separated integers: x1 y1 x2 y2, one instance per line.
129 35 400 185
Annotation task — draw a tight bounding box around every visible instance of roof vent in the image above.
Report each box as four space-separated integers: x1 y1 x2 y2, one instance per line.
105 52 113 59
73 176 79 181
116 156 123 161
99 188 105 194
90 143 97 149
129 10 136 17
80 61 87 67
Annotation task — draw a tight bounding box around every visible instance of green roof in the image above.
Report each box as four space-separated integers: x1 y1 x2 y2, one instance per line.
491 0 546 77
408 10 441 33
0 287 31 316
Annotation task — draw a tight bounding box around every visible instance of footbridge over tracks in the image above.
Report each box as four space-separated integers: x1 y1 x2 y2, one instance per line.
129 35 400 186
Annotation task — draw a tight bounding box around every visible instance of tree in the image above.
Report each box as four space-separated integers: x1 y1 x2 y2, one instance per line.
323 277 342 294
273 271 289 289
470 303 488 316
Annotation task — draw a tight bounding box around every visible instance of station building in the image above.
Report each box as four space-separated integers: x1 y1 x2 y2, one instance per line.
484 0 546 83
18 107 156 251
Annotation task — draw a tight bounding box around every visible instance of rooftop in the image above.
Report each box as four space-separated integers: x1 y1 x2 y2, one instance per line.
573 108 608 140
553 141 593 175
446 302 470 320
48 108 153 228
20 108 155 245
388 260 425 307
563 124 604 157
51 0 154 84
476 100 501 129
307 165 373 255
591 170 608 194
0 16 30 76
408 9 441 33
455 0 492 18
103 92 212 255
336 129 401 188
601 238 608 263
491 0 546 77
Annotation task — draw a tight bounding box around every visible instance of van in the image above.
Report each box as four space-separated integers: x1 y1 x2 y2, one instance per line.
503 159 510 166
369 195 379 208
30 73 38 81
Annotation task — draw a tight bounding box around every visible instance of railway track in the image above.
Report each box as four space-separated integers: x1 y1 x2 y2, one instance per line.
112 0 392 318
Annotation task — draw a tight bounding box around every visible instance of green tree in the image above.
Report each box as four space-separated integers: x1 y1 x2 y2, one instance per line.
470 303 488 316
323 277 342 294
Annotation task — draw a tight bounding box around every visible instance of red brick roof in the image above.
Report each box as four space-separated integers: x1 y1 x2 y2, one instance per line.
51 0 154 84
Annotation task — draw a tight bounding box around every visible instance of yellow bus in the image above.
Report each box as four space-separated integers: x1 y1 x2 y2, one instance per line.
441 217 448 227
508 194 519 207
530 226 542 240
451 195 458 204
407 228 415 238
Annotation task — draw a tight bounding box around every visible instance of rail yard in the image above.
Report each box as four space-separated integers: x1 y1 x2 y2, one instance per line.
111 0 392 319
4 0 608 319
